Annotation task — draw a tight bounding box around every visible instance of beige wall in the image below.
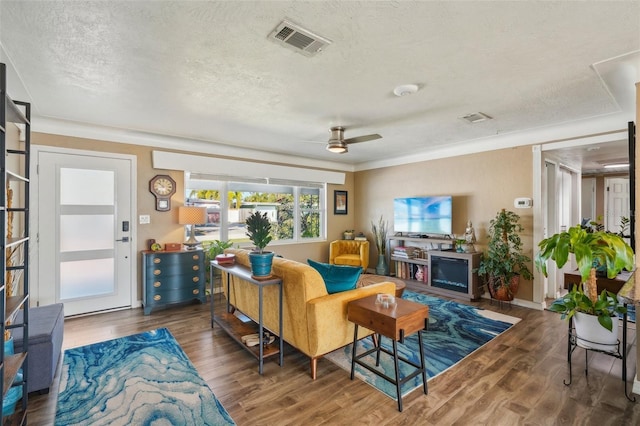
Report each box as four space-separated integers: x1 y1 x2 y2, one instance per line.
32 132 353 301
354 146 535 301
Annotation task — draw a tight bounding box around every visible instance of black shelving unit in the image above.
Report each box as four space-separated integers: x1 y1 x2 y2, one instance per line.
1 62 30 425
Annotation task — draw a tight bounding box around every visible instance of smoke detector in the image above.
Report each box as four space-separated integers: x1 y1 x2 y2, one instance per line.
393 84 419 97
269 20 332 57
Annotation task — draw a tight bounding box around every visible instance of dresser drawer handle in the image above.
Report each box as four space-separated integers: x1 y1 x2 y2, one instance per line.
193 276 200 283
193 289 200 295
154 269 161 276
153 258 161 264
193 265 200 271
153 295 161 301
153 281 161 288
192 254 200 260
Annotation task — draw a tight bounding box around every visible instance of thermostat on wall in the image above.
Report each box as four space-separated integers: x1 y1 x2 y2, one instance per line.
514 197 533 208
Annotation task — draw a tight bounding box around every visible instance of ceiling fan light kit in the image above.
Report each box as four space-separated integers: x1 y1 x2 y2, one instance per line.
325 126 382 154
326 141 348 154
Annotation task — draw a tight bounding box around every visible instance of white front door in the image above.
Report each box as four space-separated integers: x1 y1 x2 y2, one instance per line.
33 147 136 316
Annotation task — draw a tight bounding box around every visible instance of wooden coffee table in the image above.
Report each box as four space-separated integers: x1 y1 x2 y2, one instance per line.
347 294 429 412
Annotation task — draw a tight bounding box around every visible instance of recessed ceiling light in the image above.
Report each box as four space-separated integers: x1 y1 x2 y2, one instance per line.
604 163 629 168
393 84 419 97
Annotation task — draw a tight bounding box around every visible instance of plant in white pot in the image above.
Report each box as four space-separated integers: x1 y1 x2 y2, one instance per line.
535 225 634 350
245 211 274 278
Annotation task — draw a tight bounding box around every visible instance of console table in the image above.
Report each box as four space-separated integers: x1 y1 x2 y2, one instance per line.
210 261 283 375
563 270 631 294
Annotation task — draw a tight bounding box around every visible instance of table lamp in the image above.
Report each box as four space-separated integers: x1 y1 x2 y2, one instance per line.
178 206 207 250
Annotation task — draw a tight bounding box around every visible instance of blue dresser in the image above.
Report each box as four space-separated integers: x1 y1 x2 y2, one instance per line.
142 250 206 315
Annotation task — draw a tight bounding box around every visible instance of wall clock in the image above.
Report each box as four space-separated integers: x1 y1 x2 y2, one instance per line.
149 174 176 211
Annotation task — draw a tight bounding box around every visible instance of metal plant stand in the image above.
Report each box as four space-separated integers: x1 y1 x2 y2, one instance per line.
565 305 636 402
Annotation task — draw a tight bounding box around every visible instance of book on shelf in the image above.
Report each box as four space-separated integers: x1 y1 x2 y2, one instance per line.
393 246 418 258
354 236 367 241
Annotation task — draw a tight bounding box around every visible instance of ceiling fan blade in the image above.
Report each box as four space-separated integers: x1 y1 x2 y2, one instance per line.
344 133 382 144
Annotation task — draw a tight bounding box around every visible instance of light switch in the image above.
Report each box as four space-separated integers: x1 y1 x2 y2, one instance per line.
139 215 151 224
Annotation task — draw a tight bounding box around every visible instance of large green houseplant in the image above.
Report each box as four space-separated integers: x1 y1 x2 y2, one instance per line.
477 209 533 301
535 225 634 335
246 211 274 278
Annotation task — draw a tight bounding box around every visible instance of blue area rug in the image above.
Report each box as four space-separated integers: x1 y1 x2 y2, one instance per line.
55 328 235 426
325 290 520 400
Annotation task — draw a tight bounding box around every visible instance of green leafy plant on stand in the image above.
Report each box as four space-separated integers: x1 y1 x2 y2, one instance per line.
535 224 634 331
548 285 626 332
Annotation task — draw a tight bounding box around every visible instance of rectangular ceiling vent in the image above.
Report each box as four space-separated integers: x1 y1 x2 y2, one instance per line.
269 20 332 57
460 112 493 124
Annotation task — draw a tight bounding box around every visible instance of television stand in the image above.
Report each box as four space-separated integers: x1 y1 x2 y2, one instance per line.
388 235 482 301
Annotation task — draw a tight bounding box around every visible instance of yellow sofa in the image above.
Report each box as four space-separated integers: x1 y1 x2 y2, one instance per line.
329 239 369 271
222 248 396 379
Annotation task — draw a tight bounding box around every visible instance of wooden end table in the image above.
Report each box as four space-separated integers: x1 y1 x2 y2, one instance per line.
347 294 429 412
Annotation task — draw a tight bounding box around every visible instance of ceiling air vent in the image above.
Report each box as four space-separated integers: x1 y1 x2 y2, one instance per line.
460 112 493 123
269 20 331 57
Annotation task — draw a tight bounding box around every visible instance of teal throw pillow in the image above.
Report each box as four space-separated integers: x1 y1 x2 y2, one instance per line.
307 259 362 294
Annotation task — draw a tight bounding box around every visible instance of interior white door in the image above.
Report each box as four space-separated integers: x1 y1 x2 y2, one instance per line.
36 149 134 316
605 177 630 235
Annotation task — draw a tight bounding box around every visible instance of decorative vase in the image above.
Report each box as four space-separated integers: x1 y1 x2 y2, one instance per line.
375 254 389 276
2 337 22 417
248 251 275 278
573 312 619 352
488 275 520 301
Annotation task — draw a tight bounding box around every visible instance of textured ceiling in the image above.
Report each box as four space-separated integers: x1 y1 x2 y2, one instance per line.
1 1 639 170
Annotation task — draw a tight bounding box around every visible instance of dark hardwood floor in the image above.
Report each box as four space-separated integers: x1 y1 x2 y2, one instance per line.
27 282 640 425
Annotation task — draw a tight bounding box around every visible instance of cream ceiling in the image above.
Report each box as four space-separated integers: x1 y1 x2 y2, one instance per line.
1 1 639 171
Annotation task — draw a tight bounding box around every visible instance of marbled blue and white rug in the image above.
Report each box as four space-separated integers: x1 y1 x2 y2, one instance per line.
325 290 520 400
55 328 235 426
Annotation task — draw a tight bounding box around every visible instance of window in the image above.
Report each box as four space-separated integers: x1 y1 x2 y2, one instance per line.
185 174 325 245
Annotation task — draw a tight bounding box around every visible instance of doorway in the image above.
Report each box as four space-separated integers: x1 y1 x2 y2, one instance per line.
605 177 630 238
32 146 136 316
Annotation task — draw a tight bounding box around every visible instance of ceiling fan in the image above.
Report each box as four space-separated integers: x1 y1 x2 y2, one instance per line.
325 126 382 154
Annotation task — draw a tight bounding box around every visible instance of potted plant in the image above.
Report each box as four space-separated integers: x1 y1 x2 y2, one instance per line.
245 211 274 278
202 239 234 294
371 215 388 275
535 225 634 347
477 209 533 301
343 230 355 240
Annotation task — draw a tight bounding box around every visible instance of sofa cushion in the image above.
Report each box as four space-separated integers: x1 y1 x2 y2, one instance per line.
307 259 362 294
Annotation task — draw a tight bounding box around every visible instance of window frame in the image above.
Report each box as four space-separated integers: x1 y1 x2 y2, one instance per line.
185 175 326 245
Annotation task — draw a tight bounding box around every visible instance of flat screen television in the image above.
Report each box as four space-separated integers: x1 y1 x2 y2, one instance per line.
393 196 452 236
